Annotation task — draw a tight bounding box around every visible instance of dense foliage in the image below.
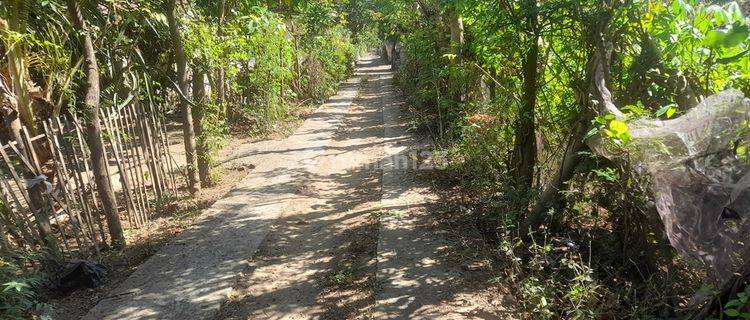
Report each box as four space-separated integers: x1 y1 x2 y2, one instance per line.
2 0 749 318
0 255 50 319
364 0 750 318
0 0 360 317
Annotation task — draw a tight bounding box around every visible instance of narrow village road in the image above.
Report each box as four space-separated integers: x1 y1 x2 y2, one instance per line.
84 56 510 320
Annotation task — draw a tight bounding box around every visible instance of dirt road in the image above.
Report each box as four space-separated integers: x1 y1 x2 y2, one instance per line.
83 56 511 320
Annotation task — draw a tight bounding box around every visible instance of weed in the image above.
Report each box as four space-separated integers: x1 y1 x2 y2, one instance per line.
0 253 52 319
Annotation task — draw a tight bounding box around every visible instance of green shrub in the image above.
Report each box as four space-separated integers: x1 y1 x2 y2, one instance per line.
221 7 294 128
353 27 380 57
0 254 51 319
499 231 602 319
300 25 356 101
393 26 474 140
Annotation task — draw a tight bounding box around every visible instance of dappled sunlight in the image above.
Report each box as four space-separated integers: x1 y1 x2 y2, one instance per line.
56 55 513 320
82 58 380 320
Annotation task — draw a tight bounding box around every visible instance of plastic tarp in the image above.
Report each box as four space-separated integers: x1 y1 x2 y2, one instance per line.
591 90 750 283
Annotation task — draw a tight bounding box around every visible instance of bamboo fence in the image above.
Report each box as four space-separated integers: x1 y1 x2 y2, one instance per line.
0 102 183 259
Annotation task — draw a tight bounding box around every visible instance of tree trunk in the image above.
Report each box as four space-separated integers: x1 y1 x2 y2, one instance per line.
523 11 614 232
384 38 396 63
66 0 125 248
3 2 36 134
292 22 301 93
511 0 539 208
192 71 212 187
166 0 200 195
523 109 592 231
0 65 26 157
216 0 226 105
488 66 497 101
447 8 464 57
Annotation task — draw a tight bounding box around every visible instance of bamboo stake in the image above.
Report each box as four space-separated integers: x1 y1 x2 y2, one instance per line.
0 216 10 252
149 104 177 196
134 104 164 202
44 120 100 254
20 128 41 173
99 108 138 227
119 106 151 221
0 177 37 247
53 118 101 253
20 127 65 257
64 115 107 243
0 149 49 254
0 146 32 208
104 108 139 225
141 105 166 199
130 106 157 206
129 106 157 219
41 121 87 253
154 104 179 194
111 106 148 225
142 74 175 196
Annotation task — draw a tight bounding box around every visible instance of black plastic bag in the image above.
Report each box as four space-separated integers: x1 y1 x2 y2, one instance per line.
55 260 106 293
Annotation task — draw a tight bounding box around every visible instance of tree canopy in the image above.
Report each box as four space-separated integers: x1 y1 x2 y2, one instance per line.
1 0 750 318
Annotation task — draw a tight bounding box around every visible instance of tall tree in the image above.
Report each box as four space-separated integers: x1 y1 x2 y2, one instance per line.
193 70 212 187
166 0 200 195
511 0 539 209
216 0 227 106
446 6 464 57
3 1 36 135
0 29 26 158
524 10 615 232
66 0 125 248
